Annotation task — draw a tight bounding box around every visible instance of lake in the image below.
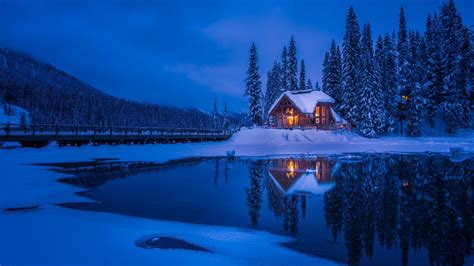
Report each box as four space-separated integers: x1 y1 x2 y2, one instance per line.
59 153 473 266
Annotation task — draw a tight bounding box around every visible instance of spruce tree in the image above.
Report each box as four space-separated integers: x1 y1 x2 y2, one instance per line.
398 7 411 98
341 6 361 124
358 23 380 137
315 81 321 91
424 13 444 128
212 97 219 128
223 102 229 129
281 47 289 92
383 33 398 134
306 79 313 90
288 36 299 91
299 60 306 91
440 0 465 134
264 62 281 124
406 32 424 136
322 52 330 92
325 40 343 104
374 35 388 134
245 42 263 126
457 27 472 129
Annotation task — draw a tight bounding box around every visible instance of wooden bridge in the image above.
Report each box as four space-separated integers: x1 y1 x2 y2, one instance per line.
0 123 234 148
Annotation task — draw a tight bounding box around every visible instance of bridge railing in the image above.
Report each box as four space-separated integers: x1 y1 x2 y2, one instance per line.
0 123 233 137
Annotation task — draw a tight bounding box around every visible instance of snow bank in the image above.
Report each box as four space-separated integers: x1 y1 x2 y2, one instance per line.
229 128 362 145
0 206 338 266
0 103 30 124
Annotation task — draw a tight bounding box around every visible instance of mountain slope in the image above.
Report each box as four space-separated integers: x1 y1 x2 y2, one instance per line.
0 49 232 128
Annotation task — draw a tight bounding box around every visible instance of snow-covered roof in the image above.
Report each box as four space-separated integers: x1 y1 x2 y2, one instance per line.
287 173 335 195
268 171 335 196
269 90 335 115
330 108 347 124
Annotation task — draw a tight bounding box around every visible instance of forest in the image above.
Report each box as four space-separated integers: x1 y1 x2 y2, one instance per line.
0 49 244 129
246 0 472 137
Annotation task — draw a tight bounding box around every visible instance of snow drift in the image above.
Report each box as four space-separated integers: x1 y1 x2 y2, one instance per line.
228 127 363 145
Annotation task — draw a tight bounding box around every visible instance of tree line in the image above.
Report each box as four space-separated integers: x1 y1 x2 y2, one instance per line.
0 49 245 129
245 0 472 137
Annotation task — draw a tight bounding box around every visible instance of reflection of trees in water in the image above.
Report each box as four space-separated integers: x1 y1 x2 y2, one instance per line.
323 154 473 266
246 161 264 226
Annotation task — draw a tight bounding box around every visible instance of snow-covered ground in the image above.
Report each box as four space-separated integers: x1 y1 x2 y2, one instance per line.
0 103 30 124
0 128 473 265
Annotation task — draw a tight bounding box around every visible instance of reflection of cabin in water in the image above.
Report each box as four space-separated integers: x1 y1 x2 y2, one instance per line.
268 90 347 129
268 158 337 195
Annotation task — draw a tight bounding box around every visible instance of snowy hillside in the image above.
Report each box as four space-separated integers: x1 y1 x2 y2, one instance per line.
229 127 363 145
0 103 30 124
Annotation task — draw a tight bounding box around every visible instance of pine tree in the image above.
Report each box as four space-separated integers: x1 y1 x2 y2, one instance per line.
212 97 219 128
281 47 289 92
288 36 299 91
406 32 424 137
245 42 263 126
223 102 229 129
306 79 313 90
358 23 379 138
424 13 444 128
315 81 321 91
325 40 343 104
264 62 282 125
374 35 388 134
341 6 361 124
299 59 306 91
457 27 472 129
383 33 398 134
398 7 411 99
322 52 330 92
440 0 465 134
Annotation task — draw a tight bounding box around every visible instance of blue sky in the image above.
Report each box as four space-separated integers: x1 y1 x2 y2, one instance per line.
0 0 472 112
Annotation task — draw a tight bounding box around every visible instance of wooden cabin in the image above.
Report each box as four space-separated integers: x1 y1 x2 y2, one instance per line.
268 90 347 129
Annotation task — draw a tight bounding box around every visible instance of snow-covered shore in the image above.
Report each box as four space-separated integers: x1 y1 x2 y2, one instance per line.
0 128 473 265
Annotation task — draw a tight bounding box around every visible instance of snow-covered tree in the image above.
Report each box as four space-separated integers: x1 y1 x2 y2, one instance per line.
398 7 411 100
324 40 343 105
264 62 282 125
374 35 388 134
423 13 444 128
288 36 299 91
281 47 289 92
358 23 380 137
315 81 321 91
340 6 361 124
212 97 219 128
245 43 263 126
223 102 229 129
299 59 306 91
322 51 330 92
306 79 313 90
383 33 398 134
439 0 466 134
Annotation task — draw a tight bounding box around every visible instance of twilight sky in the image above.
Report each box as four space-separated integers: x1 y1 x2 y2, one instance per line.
0 0 472 112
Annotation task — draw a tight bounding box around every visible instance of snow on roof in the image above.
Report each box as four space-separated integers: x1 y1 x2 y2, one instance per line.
269 90 335 115
268 171 335 196
286 173 335 195
330 108 347 124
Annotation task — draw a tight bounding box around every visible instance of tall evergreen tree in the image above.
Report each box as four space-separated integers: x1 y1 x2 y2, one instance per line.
440 0 466 134
223 102 229 129
341 6 361 124
288 36 299 91
322 51 330 92
315 81 321 91
264 62 281 125
374 35 388 134
306 79 313 90
212 97 219 129
281 46 289 92
398 7 411 99
383 33 398 134
457 27 472 129
406 31 424 136
324 40 343 105
424 13 444 128
299 60 306 91
358 23 380 137
245 42 263 126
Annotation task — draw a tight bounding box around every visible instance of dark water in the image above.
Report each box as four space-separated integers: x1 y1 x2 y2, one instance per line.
62 153 474 266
